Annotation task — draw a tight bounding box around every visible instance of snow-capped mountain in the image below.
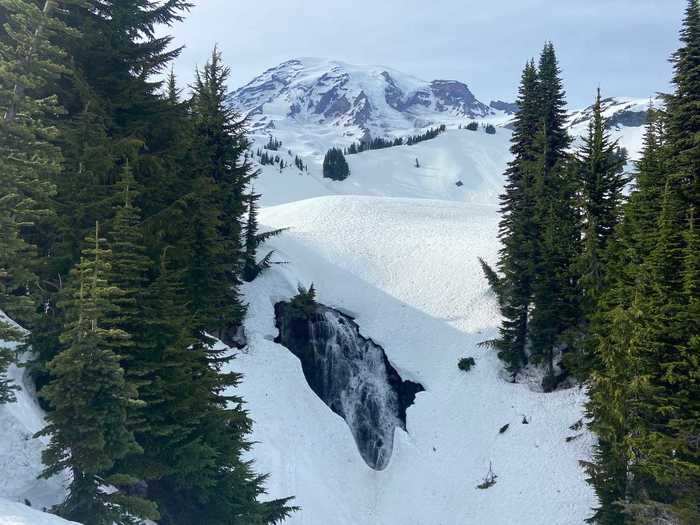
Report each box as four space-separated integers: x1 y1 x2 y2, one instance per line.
231 58 494 140
567 96 659 159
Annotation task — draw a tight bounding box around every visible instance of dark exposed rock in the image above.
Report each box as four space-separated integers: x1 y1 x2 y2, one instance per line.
607 109 648 129
490 100 519 114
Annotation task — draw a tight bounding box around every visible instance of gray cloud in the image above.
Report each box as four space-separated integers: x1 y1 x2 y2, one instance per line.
167 0 685 106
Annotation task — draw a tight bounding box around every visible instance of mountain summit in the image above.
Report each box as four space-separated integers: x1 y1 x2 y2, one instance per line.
230 58 494 139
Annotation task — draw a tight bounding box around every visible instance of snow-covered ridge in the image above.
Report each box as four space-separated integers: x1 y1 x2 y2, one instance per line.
231 58 494 140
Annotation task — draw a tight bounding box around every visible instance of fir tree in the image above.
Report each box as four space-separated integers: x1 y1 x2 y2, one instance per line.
242 190 287 282
528 43 581 384
486 60 540 373
322 148 350 181
586 2 700 521
189 47 250 341
37 223 157 524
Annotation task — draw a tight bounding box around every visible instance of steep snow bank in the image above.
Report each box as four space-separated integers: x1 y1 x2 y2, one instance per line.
0 315 71 524
233 195 596 525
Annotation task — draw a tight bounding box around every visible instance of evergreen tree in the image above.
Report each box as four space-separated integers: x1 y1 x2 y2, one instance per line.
136 255 297 524
188 47 249 342
577 89 628 308
322 147 350 181
0 0 67 354
587 3 700 521
37 223 157 524
242 190 287 282
528 43 581 385
485 60 540 373
106 161 154 439
0 319 20 403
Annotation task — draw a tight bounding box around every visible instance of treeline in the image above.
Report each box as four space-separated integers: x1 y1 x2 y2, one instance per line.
0 2 294 525
460 121 497 134
255 148 307 172
344 124 447 155
484 3 699 523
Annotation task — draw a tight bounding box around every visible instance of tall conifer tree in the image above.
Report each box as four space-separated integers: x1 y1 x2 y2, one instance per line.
37 223 157 524
485 60 540 373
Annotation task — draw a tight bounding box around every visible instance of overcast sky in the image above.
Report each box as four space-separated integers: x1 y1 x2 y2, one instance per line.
166 0 685 107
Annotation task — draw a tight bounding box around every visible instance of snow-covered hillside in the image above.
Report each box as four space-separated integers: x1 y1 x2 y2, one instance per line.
232 196 595 525
0 58 659 525
567 96 661 160
0 315 71 524
233 58 655 162
252 128 512 206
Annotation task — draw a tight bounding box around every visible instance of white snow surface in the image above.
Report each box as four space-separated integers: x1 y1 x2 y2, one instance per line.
2 65 663 524
253 128 512 207
0 498 77 525
231 194 596 524
0 315 70 524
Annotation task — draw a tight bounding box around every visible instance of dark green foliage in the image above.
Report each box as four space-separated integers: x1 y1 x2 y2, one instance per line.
478 258 502 300
405 124 446 146
584 2 700 522
264 136 282 151
458 357 476 372
0 0 65 345
37 223 157 524
485 60 541 374
186 46 250 341
0 2 296 522
485 124 496 135
288 285 318 320
323 147 350 181
466 121 479 131
243 190 287 282
344 125 446 155
0 330 19 403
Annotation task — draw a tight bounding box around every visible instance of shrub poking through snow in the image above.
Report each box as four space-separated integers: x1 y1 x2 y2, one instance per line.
458 357 476 372
476 462 498 489
485 123 497 134
288 284 318 319
466 121 479 131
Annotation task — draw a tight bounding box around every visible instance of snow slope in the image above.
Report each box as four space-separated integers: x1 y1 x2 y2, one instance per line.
0 315 71 524
232 196 595 525
0 499 77 525
253 127 512 207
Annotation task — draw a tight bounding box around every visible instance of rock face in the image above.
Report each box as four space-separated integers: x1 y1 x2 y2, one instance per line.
274 300 424 470
230 58 493 138
567 96 656 130
489 100 519 115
